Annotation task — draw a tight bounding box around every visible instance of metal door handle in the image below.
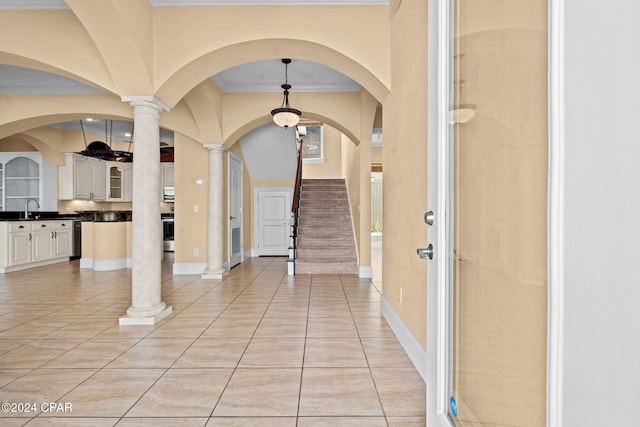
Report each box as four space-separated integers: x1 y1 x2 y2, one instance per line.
230 216 236 220
417 244 434 260
424 211 434 226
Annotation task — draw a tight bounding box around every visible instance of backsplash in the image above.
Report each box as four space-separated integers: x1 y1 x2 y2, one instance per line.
58 200 173 214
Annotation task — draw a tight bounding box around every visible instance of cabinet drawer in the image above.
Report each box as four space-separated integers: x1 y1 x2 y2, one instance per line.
31 221 53 230
55 221 72 229
9 222 31 232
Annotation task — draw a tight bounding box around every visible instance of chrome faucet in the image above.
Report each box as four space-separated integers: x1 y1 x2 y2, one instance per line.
25 198 40 219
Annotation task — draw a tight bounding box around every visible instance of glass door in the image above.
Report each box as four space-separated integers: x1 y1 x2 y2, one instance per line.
447 1 548 426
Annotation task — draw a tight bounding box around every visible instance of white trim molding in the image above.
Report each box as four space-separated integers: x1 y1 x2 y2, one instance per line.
93 258 130 271
547 0 564 425
173 262 208 275
358 265 372 278
381 296 427 381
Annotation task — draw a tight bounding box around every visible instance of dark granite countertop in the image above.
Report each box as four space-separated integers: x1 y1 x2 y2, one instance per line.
77 210 132 222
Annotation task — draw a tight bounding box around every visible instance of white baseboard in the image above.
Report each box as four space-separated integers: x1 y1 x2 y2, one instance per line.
80 257 93 269
359 265 373 278
93 258 130 271
173 262 207 275
244 249 253 260
381 296 427 382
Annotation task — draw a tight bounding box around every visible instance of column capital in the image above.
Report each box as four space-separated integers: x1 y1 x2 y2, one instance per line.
204 143 226 152
121 96 170 113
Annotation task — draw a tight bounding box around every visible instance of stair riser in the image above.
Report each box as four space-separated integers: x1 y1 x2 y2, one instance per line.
296 248 356 258
295 264 358 275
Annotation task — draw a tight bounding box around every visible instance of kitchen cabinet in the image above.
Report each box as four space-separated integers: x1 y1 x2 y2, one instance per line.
8 223 31 266
161 163 175 186
59 153 107 201
0 152 57 212
52 221 72 258
107 162 132 202
0 220 73 273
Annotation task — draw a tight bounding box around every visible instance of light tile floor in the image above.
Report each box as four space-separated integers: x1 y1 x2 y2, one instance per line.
0 255 424 426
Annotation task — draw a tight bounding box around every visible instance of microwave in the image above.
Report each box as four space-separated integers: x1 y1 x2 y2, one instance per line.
163 186 175 202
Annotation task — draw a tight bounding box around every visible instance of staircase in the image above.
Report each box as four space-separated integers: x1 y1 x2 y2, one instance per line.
294 179 358 275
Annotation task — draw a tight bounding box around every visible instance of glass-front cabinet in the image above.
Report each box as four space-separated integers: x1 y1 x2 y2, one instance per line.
109 165 123 200
5 157 39 212
0 153 57 213
106 162 132 202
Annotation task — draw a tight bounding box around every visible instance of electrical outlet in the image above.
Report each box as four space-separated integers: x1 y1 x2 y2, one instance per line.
193 204 199 213
193 248 199 256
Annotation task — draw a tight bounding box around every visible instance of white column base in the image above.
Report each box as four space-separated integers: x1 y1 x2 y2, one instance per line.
201 268 226 280
119 303 173 325
359 265 373 278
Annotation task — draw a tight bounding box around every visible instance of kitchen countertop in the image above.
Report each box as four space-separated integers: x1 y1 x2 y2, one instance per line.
77 210 132 222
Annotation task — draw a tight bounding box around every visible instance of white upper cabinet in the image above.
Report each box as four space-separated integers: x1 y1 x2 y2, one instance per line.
106 162 132 202
0 152 57 212
162 163 175 186
59 153 107 201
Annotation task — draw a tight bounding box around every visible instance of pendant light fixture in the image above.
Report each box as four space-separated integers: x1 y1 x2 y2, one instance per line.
271 58 301 128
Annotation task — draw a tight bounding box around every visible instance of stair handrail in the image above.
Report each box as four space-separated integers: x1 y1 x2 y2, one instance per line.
292 140 303 214
288 137 304 275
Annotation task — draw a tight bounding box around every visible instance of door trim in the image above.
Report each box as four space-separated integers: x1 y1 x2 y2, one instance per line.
228 151 243 268
547 0 564 425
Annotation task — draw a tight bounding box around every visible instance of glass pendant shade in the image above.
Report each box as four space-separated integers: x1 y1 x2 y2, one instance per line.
271 107 301 128
271 59 301 128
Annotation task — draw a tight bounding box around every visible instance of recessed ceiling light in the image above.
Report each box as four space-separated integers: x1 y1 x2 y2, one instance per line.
123 133 132 137
85 118 95 122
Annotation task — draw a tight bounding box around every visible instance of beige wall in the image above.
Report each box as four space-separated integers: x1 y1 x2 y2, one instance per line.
383 0 429 347
341 135 361 261
371 147 382 164
174 133 209 265
301 125 342 179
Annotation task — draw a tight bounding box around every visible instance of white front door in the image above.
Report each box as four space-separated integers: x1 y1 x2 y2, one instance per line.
256 188 291 256
228 152 243 268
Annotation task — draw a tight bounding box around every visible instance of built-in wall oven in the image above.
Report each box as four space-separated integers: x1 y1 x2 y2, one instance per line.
162 216 174 252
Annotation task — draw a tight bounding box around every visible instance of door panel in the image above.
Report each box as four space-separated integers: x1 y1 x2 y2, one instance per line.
257 190 291 256
229 154 243 268
448 1 548 426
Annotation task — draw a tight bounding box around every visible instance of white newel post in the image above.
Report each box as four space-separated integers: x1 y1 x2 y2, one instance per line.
202 144 226 279
119 96 172 325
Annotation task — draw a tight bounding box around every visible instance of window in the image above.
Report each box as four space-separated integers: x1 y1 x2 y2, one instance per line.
301 125 324 163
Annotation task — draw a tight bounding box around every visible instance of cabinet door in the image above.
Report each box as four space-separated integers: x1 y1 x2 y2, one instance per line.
91 159 107 201
123 163 133 202
9 232 31 266
162 163 175 186
32 229 53 262
108 164 123 201
53 229 71 258
74 156 93 200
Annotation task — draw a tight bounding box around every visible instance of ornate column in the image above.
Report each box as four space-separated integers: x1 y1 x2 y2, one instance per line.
119 96 172 325
202 143 226 279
